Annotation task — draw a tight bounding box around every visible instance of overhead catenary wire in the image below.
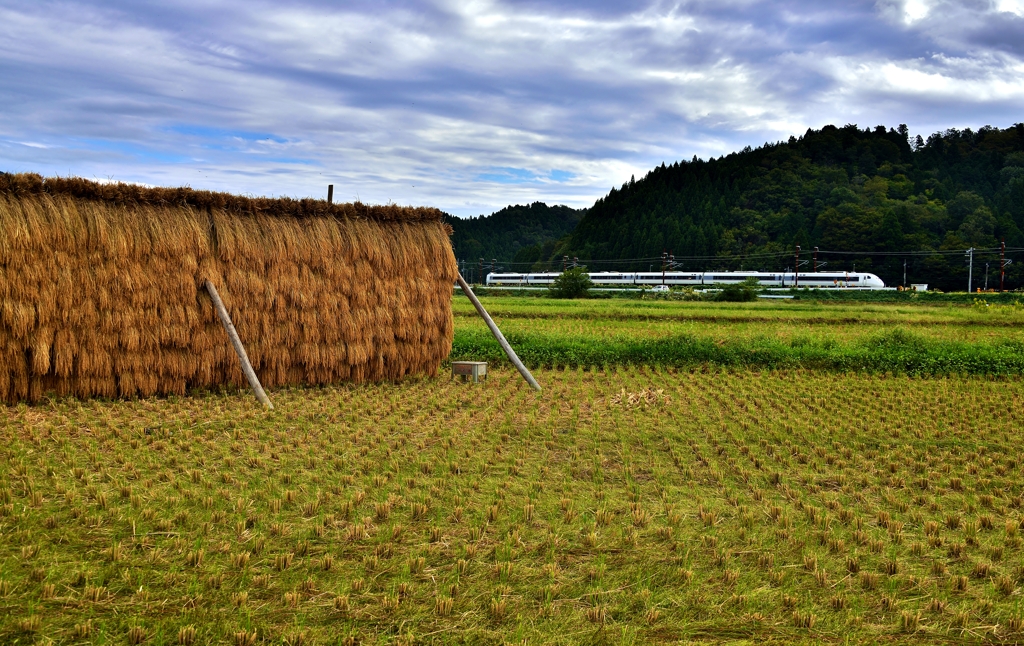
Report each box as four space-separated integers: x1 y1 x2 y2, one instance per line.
813 247 1020 256
473 246 1022 272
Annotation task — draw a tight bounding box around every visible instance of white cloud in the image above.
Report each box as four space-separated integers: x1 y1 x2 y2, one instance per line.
904 0 934 22
995 0 1024 15
0 0 1021 216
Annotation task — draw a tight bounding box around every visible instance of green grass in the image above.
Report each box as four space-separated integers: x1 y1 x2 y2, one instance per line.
2 369 1024 644
453 296 1024 374
468 287 1024 306
454 295 1024 331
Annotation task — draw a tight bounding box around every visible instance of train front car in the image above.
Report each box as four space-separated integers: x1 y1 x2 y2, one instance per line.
860 273 886 288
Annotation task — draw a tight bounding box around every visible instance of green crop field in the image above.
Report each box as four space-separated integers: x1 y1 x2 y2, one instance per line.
2 297 1024 644
453 296 1024 375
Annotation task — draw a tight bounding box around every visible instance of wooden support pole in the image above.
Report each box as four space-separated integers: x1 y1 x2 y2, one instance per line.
204 280 274 409
455 273 541 391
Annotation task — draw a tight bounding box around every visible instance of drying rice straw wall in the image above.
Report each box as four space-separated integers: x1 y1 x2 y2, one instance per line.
0 174 458 403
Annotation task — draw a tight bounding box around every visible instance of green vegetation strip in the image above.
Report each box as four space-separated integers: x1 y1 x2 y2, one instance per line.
453 328 1024 375
454 294 1024 327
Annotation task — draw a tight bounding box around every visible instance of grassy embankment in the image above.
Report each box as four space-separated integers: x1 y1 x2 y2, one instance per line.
467 287 1024 306
453 296 1024 375
2 370 1024 644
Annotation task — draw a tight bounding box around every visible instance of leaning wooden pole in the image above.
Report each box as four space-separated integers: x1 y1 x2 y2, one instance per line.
456 273 541 391
204 279 274 409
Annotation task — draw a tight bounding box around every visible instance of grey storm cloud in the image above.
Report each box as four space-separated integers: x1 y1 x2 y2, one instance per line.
0 0 1022 216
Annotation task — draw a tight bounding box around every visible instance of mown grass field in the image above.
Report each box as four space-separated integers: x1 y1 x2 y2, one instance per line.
3 364 1024 644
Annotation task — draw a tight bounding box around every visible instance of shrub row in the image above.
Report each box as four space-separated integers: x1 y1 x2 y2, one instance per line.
451 328 1024 375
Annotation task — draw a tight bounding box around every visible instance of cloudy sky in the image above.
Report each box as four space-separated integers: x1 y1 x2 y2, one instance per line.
1 0 1023 217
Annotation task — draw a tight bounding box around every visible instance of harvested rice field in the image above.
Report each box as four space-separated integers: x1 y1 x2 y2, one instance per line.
2 368 1023 644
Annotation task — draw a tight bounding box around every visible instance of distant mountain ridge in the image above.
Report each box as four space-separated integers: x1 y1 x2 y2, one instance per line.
448 123 1024 291
446 202 584 272
566 123 1024 291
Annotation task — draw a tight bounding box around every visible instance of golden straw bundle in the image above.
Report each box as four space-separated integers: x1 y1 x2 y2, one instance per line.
0 173 457 403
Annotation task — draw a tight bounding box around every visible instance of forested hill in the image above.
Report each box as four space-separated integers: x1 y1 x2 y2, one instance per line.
446 202 584 269
564 123 1024 291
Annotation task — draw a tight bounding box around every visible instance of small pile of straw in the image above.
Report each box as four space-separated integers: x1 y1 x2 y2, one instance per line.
0 173 457 403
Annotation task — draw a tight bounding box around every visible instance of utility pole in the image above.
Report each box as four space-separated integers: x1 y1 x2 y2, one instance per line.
813 247 818 273
985 263 990 291
573 256 578 268
794 246 800 287
479 258 484 285
661 250 667 284
562 256 568 272
1001 240 1006 292
492 258 496 276
966 247 974 293
903 259 907 288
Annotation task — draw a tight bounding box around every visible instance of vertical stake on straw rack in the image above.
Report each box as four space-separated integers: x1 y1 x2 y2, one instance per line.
205 280 274 409
327 185 334 205
456 273 541 391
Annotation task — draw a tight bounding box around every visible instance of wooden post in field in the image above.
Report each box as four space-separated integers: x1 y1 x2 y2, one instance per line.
456 273 541 391
327 185 334 204
204 280 274 409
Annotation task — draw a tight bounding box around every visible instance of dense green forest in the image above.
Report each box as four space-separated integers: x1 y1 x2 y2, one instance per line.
445 202 584 279
563 123 1024 291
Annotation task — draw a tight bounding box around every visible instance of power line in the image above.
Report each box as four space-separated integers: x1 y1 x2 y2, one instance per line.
815 247 1019 257
465 246 1024 270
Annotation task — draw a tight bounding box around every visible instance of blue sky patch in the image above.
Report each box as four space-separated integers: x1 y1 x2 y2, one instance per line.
476 167 539 184
71 138 192 164
167 125 288 145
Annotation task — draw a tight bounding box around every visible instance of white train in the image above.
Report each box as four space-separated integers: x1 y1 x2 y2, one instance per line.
485 271 886 289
